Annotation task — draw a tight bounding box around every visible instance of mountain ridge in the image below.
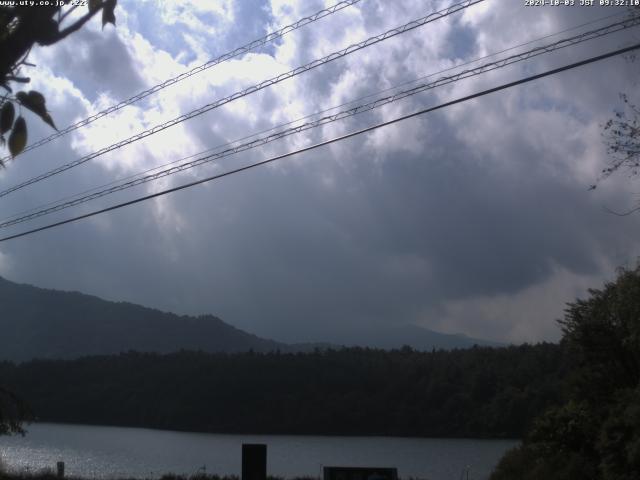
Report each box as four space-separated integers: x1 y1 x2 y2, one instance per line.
0 276 500 362
0 276 286 362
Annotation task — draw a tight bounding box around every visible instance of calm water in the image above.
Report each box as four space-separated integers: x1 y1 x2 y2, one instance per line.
0 423 517 480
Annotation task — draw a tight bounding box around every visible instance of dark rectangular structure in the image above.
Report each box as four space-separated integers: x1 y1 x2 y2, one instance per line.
242 443 267 480
323 466 398 480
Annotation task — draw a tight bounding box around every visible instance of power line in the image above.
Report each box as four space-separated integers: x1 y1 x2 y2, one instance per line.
25 0 623 220
8 7 625 223
3 10 624 226
0 0 484 199
1 41 637 244
13 8 623 217
0 0 363 164
1 15 637 229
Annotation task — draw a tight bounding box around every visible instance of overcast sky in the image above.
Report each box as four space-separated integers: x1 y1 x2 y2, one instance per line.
0 0 638 344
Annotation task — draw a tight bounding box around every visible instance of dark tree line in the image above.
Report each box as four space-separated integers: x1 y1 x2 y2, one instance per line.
0 342 569 439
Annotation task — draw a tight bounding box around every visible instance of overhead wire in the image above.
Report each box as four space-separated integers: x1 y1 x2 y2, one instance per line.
0 14 637 229
1 41 638 243
0 0 364 164
0 0 485 199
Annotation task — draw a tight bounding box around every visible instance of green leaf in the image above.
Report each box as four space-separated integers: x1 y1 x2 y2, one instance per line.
16 90 57 131
0 102 14 135
8 116 27 158
41 112 57 130
102 0 117 28
26 90 45 109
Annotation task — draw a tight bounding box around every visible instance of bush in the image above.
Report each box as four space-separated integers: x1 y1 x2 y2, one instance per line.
490 266 640 480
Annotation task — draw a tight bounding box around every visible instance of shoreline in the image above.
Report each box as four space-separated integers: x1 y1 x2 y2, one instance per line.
15 422 522 442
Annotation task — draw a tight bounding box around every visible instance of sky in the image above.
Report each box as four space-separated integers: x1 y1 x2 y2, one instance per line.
0 0 639 345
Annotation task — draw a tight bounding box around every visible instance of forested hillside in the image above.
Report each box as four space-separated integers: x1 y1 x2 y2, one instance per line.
0 276 503 362
0 277 286 361
0 344 569 438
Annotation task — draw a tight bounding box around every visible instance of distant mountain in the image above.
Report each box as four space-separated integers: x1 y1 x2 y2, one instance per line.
326 324 504 351
0 276 286 362
0 277 501 363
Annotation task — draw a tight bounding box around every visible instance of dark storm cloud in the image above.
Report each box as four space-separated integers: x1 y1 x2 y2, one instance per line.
1 0 639 344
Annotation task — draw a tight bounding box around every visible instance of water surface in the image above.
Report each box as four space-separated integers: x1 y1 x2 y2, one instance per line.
0 423 517 480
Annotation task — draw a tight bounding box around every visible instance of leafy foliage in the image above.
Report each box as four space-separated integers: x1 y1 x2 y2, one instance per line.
0 1 117 162
593 7 640 212
101 0 117 28
0 387 31 436
602 94 640 182
490 266 640 480
0 101 14 135
15 90 56 130
7 116 26 158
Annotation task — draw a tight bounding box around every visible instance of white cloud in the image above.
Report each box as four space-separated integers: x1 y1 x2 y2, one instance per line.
424 262 616 344
158 0 235 36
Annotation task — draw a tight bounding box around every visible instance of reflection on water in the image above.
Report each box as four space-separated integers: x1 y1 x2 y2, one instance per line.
0 423 517 480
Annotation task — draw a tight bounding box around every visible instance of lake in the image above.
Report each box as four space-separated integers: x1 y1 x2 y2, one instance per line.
0 423 517 480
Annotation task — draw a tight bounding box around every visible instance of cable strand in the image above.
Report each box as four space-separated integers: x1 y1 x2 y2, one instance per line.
0 0 485 199
2 15 637 228
1 41 637 243
0 0 364 164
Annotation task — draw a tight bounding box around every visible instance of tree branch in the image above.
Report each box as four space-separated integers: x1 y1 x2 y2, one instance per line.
5 75 29 83
58 5 79 25
40 2 105 45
